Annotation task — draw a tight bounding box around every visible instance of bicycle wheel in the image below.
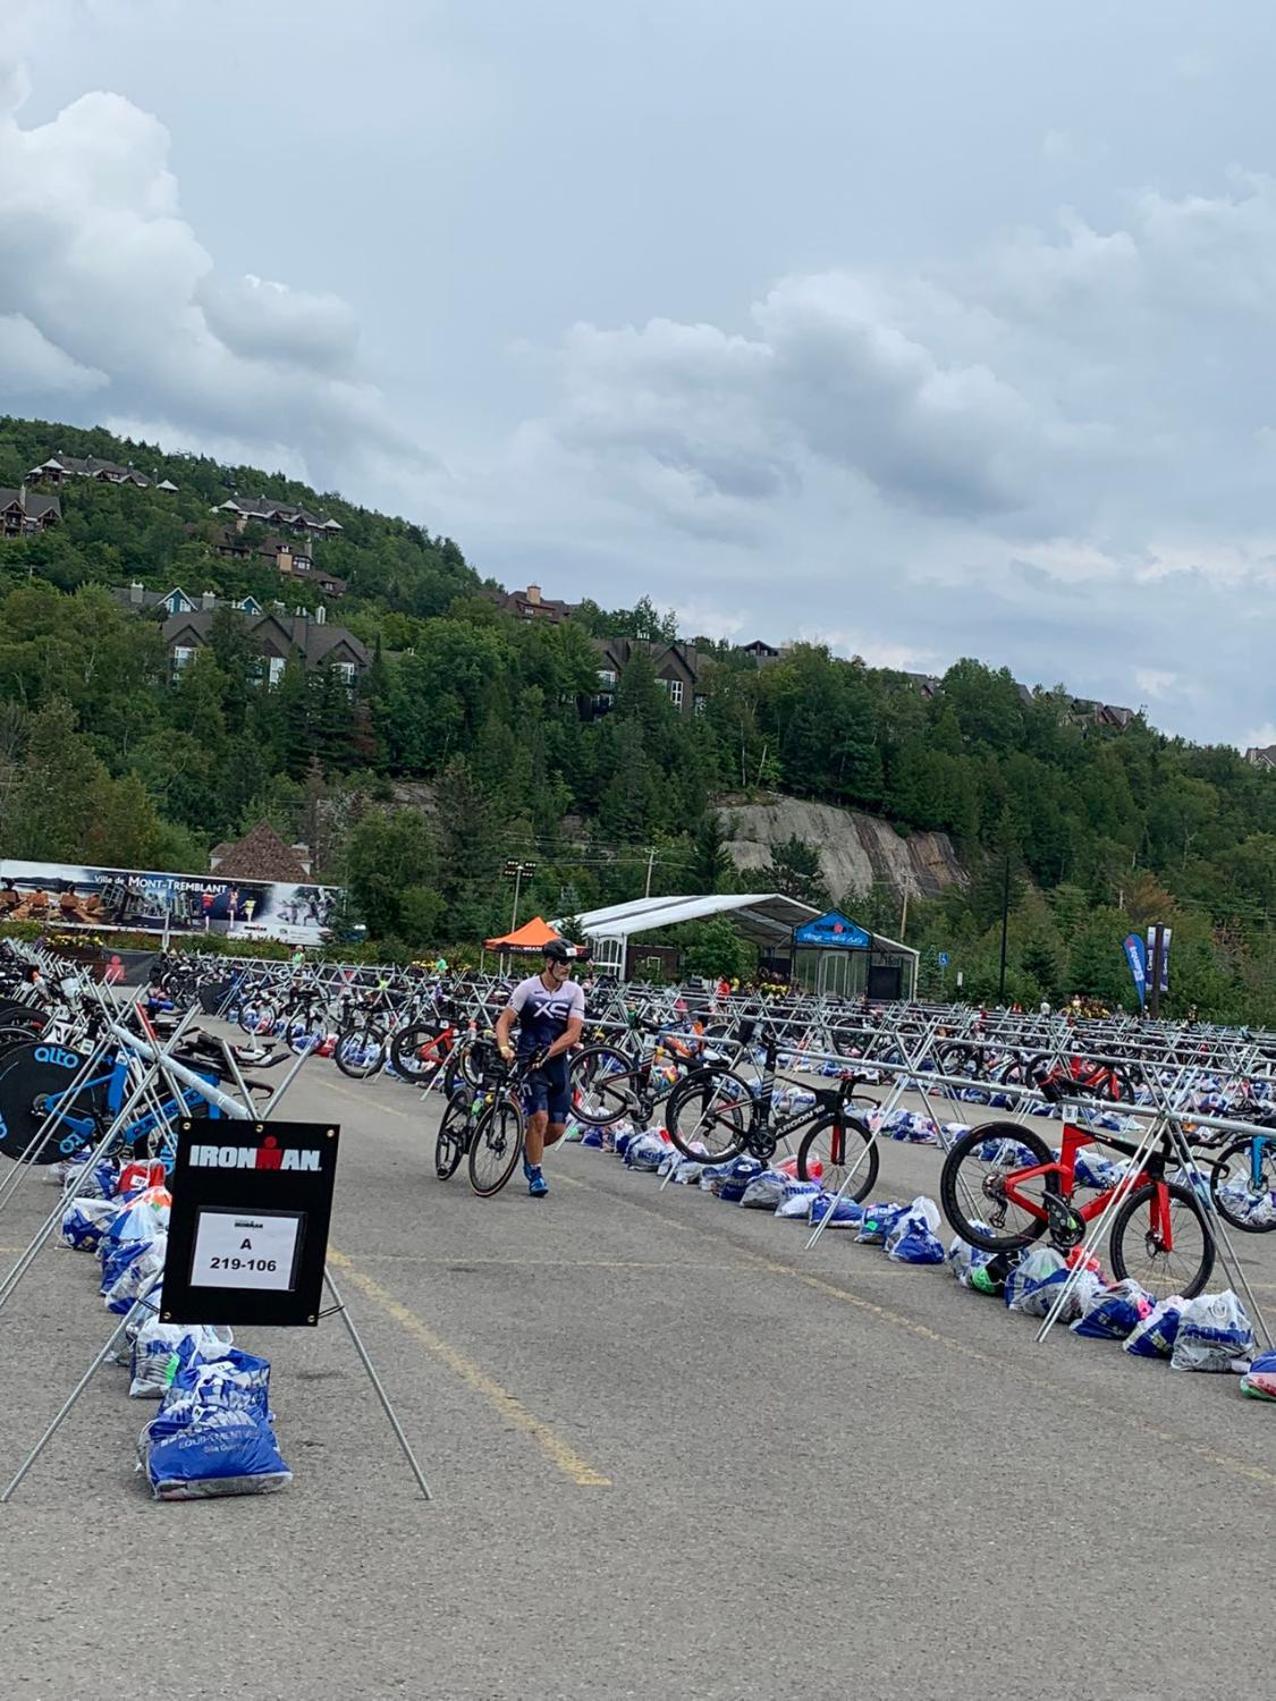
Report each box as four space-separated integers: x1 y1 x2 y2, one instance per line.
796 1113 879 1201
435 1090 472 1180
390 1023 445 1084
939 1123 1054 1252
665 1069 751 1163
334 1023 387 1079
283 1012 326 1055
570 1044 639 1128
1208 1138 1276 1234
1109 1181 1214 1301
468 1097 524 1197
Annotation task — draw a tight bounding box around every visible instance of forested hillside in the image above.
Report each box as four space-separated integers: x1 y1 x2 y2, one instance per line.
2 416 1276 1017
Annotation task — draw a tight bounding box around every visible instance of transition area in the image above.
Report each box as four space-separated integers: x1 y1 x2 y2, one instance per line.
3 1032 1276 1700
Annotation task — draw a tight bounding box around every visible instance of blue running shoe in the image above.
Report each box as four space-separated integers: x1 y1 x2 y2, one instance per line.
522 1156 535 1180
528 1168 549 1198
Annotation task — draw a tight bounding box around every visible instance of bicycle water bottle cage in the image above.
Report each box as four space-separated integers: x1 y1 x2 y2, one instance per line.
1043 1189 1086 1247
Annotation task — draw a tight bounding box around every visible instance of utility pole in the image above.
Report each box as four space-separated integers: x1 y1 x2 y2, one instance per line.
644 847 656 899
1149 923 1164 1020
997 851 1011 1002
502 859 536 932
899 888 909 941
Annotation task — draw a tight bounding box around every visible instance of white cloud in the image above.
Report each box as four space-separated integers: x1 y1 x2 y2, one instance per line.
1134 668 1178 699
0 50 425 488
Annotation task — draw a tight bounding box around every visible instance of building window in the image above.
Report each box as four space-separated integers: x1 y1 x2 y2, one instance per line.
598 669 617 688
267 655 285 686
172 645 194 671
667 679 684 709
694 695 707 716
334 661 356 686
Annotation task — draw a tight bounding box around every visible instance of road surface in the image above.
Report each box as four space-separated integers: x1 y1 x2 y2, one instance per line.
1 1050 1273 1699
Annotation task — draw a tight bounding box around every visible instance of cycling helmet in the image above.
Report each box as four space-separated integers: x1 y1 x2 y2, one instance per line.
543 939 572 963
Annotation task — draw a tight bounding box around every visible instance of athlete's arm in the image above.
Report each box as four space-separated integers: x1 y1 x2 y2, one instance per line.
496 985 527 1060
544 1014 583 1062
543 985 586 1061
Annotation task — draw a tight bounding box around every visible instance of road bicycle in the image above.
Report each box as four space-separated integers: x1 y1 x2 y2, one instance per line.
464 1052 549 1198
568 1011 702 1128
664 1025 881 1197
940 1116 1215 1301
1206 1110 1276 1234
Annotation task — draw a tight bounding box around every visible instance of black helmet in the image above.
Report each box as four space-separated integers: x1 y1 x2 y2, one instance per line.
544 939 572 963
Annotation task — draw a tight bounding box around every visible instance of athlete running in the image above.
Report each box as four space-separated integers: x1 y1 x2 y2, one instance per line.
494 940 585 1198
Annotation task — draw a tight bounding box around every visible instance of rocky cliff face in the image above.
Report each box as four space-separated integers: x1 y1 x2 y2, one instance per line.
717 795 966 900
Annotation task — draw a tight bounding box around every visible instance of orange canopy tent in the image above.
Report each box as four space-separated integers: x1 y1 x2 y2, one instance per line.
483 915 563 953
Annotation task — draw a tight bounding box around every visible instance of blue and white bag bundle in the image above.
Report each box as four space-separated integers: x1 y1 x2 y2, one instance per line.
738 1168 791 1210
1070 1278 1154 1341
1170 1291 1254 1373
139 1348 291 1499
1123 1295 1186 1359
884 1197 945 1264
622 1131 670 1171
1004 1247 1092 1318
774 1179 820 1218
854 1200 909 1245
810 1191 866 1230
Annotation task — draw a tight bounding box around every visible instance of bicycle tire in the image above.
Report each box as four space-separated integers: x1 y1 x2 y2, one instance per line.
435 1090 471 1180
334 1023 387 1079
570 1044 639 1128
1109 1180 1214 1301
665 1068 751 1163
468 1096 524 1197
796 1112 879 1201
939 1122 1055 1252
390 1022 445 1083
1209 1137 1276 1234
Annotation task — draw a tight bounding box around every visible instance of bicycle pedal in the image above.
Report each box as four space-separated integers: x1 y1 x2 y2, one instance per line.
1042 1190 1086 1248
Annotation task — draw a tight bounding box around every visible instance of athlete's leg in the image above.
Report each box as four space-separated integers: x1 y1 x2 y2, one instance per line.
525 1109 549 1167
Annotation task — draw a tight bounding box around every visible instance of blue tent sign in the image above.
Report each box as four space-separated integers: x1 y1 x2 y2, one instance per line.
792 911 872 949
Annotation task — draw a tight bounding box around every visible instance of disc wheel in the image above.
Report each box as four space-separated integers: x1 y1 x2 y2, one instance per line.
796 1113 879 1201
468 1097 524 1197
665 1069 751 1163
0 1043 108 1164
1109 1181 1214 1302
939 1122 1055 1252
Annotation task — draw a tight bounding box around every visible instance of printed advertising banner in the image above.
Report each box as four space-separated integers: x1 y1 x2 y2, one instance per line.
0 860 340 947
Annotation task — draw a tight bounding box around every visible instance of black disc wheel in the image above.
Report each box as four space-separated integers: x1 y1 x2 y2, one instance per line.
939 1122 1055 1252
1109 1181 1214 1302
468 1098 524 1197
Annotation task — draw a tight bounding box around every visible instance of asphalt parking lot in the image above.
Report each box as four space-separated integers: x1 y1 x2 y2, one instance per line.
2 1051 1275 1700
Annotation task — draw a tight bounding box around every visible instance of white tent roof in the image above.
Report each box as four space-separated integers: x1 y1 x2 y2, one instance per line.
562 892 821 947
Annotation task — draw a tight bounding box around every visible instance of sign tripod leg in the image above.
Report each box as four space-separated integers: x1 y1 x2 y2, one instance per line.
322 1265 433 1501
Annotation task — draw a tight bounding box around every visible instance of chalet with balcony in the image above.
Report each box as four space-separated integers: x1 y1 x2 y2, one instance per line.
27 453 172 489
0 485 61 537
214 494 343 539
496 583 576 624
589 636 707 721
162 604 369 687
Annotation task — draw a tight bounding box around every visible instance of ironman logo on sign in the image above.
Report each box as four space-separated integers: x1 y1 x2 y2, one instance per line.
188 1134 321 1172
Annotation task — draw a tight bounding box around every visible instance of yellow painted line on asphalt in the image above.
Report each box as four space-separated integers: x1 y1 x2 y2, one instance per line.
560 1159 1276 1495
345 1252 749 1271
326 1079 415 1120
328 1247 612 1488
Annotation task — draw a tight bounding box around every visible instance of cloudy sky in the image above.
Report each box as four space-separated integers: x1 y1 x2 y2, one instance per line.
5 1 1276 746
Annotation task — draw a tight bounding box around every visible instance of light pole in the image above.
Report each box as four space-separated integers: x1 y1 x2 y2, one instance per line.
502 859 536 932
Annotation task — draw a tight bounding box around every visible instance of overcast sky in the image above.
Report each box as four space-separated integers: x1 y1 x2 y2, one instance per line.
5 1 1276 746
